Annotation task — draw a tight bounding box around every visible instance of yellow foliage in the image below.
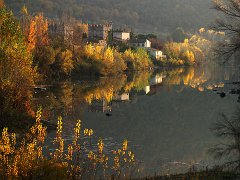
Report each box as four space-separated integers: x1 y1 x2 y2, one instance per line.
21 5 28 15
104 47 114 62
0 108 136 178
199 28 205 33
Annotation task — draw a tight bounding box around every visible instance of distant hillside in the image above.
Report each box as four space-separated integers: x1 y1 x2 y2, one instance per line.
5 0 218 35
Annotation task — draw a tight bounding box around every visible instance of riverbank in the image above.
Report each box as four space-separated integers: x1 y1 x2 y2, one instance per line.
143 170 238 180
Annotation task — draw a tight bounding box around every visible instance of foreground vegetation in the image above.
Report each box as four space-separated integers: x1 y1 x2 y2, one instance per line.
143 170 238 180
0 108 136 179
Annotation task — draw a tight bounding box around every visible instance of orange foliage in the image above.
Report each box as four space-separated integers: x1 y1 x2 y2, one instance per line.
27 20 36 53
27 13 49 53
0 0 4 8
34 13 48 47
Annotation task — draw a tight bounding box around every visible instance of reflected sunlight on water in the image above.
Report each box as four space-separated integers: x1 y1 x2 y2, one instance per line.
32 65 240 175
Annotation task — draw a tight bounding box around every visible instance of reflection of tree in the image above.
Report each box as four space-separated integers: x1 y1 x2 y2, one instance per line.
124 71 152 92
33 81 74 120
33 71 155 119
76 75 127 104
58 82 74 117
209 110 240 171
163 67 223 92
164 67 206 87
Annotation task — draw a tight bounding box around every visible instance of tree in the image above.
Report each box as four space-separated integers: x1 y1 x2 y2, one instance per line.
20 5 30 37
34 13 49 48
36 46 56 77
0 7 37 117
0 0 4 8
28 13 51 77
171 27 188 42
209 110 240 171
213 0 240 59
55 50 74 76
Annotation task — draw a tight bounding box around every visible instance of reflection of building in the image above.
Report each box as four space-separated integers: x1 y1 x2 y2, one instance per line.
113 93 130 101
144 86 151 94
130 39 151 48
88 99 112 112
150 74 163 86
143 74 164 94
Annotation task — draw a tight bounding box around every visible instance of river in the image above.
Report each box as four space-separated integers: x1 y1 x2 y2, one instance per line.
32 65 240 176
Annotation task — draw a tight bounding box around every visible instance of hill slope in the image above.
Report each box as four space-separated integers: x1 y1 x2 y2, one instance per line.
5 0 217 34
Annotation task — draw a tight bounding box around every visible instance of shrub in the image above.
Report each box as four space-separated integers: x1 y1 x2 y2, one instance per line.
0 108 136 179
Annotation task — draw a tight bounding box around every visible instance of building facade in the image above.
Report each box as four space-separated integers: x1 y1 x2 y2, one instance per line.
130 39 151 48
113 31 130 41
88 23 112 41
48 21 74 45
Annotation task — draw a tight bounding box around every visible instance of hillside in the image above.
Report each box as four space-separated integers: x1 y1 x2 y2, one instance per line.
5 0 217 35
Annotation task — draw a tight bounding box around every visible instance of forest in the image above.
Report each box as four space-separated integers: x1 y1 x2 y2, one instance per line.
5 0 217 35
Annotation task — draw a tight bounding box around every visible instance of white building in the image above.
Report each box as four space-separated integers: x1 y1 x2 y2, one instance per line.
113 31 130 41
130 39 151 48
147 48 166 59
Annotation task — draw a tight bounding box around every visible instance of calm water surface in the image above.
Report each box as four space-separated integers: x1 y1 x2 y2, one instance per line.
33 65 240 175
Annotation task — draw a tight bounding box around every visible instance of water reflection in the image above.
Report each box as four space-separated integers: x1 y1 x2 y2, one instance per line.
32 65 240 175
33 66 239 119
210 110 240 171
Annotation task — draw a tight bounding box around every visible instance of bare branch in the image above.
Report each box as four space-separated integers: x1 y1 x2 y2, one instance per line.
213 0 240 60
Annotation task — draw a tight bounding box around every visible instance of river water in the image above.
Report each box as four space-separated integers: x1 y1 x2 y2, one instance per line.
33 65 240 176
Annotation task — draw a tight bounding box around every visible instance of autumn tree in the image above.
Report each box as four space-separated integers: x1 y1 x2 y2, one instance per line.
123 48 153 70
54 50 74 76
27 13 53 77
36 46 56 77
0 7 37 117
34 13 49 47
27 17 36 53
20 5 30 37
163 29 224 66
171 27 188 42
213 0 240 59
0 0 4 8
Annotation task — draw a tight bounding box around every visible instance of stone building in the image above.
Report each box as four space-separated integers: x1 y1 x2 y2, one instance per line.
88 23 112 41
48 20 74 45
